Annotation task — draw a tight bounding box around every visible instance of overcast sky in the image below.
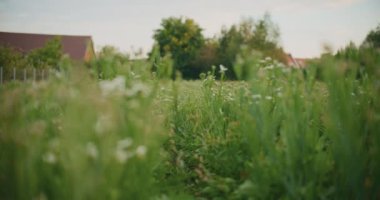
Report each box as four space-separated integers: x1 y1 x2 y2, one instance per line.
1 0 379 58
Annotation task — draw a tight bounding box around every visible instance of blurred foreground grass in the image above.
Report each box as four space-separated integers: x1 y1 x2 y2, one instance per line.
1 57 380 199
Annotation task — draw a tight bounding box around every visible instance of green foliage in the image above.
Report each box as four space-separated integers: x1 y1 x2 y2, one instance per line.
217 14 287 79
150 14 288 80
27 36 63 69
152 17 205 79
149 44 173 80
333 34 380 79
0 37 64 81
187 39 220 79
0 68 166 199
90 46 129 80
0 46 27 68
0 46 28 79
234 48 263 80
156 56 380 199
363 23 380 49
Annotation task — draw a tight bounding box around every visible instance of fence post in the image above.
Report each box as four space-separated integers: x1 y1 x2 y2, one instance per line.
33 68 36 82
24 68 27 82
13 67 16 81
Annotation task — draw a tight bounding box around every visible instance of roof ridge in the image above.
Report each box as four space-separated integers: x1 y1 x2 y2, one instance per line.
0 31 92 38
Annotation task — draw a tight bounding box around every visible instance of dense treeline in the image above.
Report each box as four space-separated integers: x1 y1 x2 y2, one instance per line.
150 14 288 79
1 17 379 81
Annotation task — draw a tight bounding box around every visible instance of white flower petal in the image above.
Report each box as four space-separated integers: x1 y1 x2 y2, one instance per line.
136 145 147 158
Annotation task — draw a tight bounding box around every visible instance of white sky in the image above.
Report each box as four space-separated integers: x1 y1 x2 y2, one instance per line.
0 0 379 58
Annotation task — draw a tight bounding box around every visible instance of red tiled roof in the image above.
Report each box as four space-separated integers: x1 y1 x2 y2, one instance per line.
0 31 93 60
286 54 308 68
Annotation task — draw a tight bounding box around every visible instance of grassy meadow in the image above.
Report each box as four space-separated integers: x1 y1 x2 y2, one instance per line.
0 54 380 199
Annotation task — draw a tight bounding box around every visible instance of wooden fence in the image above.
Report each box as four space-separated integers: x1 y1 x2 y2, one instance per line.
0 67 53 84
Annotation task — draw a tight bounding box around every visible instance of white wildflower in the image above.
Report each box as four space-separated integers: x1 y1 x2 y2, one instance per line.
115 138 134 163
225 93 234 101
265 96 273 100
277 63 286 68
115 148 134 164
265 57 272 61
117 138 133 150
94 114 113 134
125 82 151 97
99 76 126 96
43 152 56 164
219 65 228 73
266 65 274 70
282 68 291 73
54 71 63 79
252 94 262 100
86 142 98 159
136 145 147 158
131 71 141 79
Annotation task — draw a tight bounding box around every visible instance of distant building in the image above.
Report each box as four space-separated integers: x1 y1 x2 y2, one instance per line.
286 54 308 68
0 31 95 62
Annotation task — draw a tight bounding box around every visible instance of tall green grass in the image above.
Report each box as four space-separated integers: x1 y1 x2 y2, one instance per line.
1 54 379 199
158 57 380 199
0 67 166 199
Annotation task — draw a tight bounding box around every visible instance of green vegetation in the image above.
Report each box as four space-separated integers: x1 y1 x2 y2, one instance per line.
152 17 205 79
1 20 380 199
150 14 287 80
363 24 380 49
27 37 63 69
0 37 64 81
216 14 287 79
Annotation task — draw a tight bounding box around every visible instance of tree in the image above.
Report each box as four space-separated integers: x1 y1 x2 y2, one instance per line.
189 38 219 78
91 45 129 80
330 24 380 79
362 24 380 49
152 17 205 79
27 36 63 69
0 46 28 80
217 13 287 79
149 43 173 79
0 46 27 69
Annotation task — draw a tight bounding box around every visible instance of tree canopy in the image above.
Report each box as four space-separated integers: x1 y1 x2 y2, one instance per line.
27 36 63 69
362 24 380 49
150 14 288 79
217 14 287 78
152 17 205 79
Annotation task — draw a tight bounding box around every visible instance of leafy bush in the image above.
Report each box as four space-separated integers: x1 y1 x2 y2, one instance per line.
0 37 64 82
156 55 380 199
0 67 166 199
152 17 205 79
216 14 287 79
27 36 63 69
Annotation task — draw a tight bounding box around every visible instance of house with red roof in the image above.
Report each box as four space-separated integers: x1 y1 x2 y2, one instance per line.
0 32 95 62
286 54 309 68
